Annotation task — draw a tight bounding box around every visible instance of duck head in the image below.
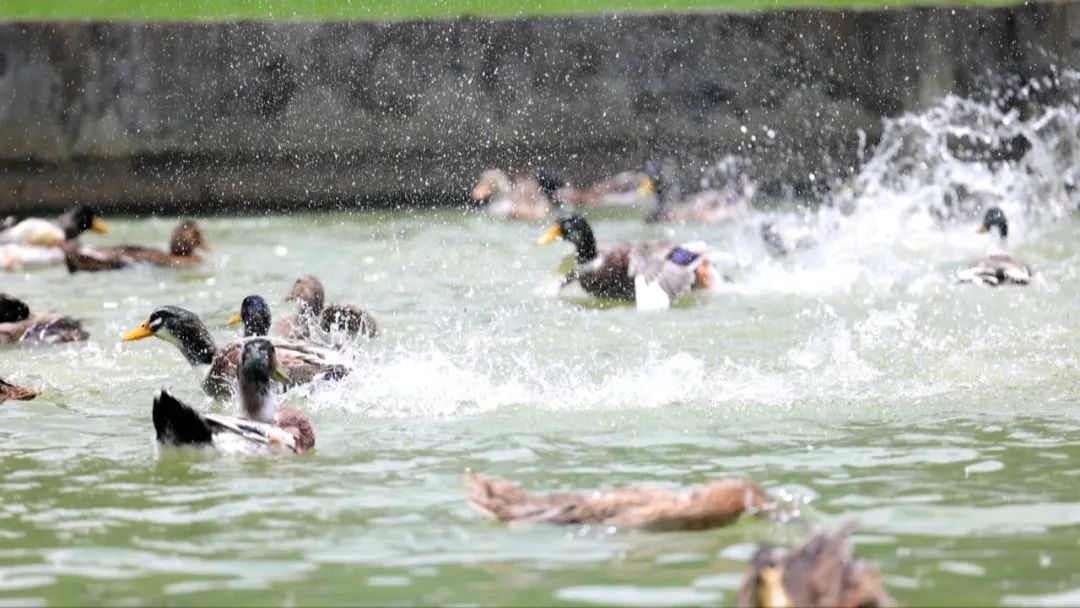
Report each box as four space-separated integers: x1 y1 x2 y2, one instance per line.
536 171 565 200
284 274 325 317
472 169 512 202
229 295 271 337
976 206 1009 239
0 294 31 323
536 214 598 263
60 205 110 240
742 547 794 608
170 220 211 256
123 305 216 366
238 338 291 423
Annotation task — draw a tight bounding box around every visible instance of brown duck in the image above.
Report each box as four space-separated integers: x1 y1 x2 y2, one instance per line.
0 294 89 344
63 220 210 273
279 274 378 341
737 520 895 608
0 378 38 404
466 472 772 531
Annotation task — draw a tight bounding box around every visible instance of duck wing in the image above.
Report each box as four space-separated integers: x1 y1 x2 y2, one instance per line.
3 313 90 344
203 338 349 398
153 390 298 453
628 242 708 309
320 304 378 340
957 254 1032 286
466 473 770 531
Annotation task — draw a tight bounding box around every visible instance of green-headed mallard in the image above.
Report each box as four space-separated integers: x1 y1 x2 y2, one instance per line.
472 169 554 221
279 275 378 341
536 214 714 310
123 305 349 399
644 167 755 225
228 295 273 338
0 377 38 404
737 520 894 608
62 220 210 273
955 207 1033 286
0 294 89 344
466 472 772 531
0 205 110 246
153 339 315 455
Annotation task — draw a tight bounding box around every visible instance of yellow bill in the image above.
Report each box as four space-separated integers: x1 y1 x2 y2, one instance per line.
472 183 492 201
758 567 793 608
536 224 562 245
637 177 657 196
91 217 110 233
975 224 989 234
227 313 243 326
122 321 153 341
272 365 292 384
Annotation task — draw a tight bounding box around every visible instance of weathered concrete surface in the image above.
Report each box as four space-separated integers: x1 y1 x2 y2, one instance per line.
0 5 1076 214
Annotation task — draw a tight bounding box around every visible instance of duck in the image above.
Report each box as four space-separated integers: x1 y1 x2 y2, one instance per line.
466 472 773 531
471 169 554 221
123 305 349 399
0 204 111 246
737 520 894 608
280 275 378 341
535 214 714 310
152 339 315 455
0 378 39 404
955 207 1032 286
62 220 210 273
0 294 89 344
643 167 755 225
228 295 273 338
553 170 656 210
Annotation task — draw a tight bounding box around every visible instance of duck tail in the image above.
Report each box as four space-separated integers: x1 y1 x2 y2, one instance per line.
153 389 213 447
465 472 535 522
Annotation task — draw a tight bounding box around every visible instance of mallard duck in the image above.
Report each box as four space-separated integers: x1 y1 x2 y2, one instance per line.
472 169 553 221
62 220 210 273
536 214 714 309
644 168 755 225
466 473 772 530
0 205 110 245
228 295 273 337
153 339 315 454
0 294 89 344
737 520 894 608
553 170 655 210
955 207 1032 286
280 275 378 341
0 378 38 404
123 305 349 399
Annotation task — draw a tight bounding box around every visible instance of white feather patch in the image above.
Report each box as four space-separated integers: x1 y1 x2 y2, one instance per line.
634 275 671 311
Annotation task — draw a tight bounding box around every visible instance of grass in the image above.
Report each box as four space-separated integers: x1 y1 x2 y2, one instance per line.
0 0 1027 21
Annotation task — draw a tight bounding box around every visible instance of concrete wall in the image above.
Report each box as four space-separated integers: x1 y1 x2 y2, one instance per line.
0 4 1076 214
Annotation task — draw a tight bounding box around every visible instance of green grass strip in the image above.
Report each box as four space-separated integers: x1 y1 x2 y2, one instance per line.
0 0 1025 21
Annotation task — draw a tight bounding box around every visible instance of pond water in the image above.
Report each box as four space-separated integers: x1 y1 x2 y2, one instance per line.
1 95 1079 606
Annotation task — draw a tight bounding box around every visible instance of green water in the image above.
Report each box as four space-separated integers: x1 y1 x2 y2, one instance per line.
1 210 1078 606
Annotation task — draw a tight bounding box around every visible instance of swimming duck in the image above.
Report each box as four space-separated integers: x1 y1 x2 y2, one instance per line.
0 294 89 344
536 214 714 310
228 295 273 337
0 378 38 404
280 275 378 341
466 473 772 530
153 339 315 454
472 169 553 221
955 207 1032 286
737 520 894 608
644 168 755 225
62 220 210 273
123 305 349 399
0 204 110 246
553 170 656 210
